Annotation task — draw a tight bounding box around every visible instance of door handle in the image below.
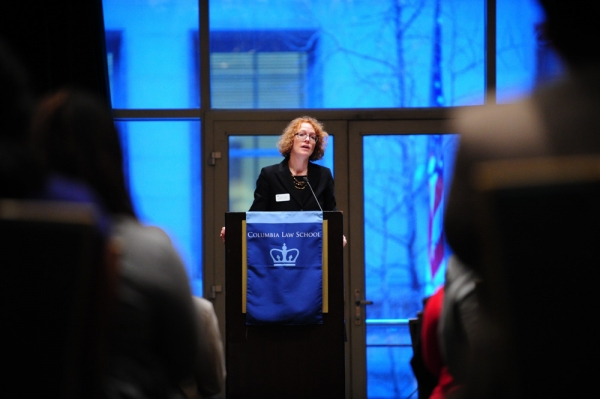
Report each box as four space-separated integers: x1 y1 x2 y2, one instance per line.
210 284 222 299
354 289 373 325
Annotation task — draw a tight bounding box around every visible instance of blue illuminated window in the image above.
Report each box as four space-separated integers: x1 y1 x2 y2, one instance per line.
209 0 486 108
211 30 320 108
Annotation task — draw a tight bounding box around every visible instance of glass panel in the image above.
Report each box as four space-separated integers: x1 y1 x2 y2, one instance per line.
210 0 484 108
367 323 414 399
103 0 200 109
212 51 307 109
363 134 460 398
496 0 564 103
116 120 203 295
228 135 334 212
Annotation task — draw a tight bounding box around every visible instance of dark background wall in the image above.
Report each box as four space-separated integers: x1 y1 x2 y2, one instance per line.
0 1 110 105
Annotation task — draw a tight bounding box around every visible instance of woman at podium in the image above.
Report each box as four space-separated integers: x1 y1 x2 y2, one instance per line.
221 116 346 245
248 116 337 212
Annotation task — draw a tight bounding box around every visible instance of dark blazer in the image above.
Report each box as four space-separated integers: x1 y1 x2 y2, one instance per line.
249 159 337 211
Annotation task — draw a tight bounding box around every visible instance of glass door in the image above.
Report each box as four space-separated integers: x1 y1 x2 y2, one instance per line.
204 117 349 390
348 121 459 399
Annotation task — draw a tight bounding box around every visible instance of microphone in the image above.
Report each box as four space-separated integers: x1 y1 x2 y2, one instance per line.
303 176 323 211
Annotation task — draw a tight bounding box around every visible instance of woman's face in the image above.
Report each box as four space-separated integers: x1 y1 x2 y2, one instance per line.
290 122 317 160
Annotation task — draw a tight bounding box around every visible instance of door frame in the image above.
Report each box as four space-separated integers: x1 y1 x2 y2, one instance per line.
202 108 452 398
347 118 456 397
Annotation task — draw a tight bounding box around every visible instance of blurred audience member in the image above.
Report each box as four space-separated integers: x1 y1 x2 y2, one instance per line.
181 297 226 399
445 0 600 272
30 89 199 399
1 37 116 399
0 38 110 235
443 1 600 398
438 257 480 393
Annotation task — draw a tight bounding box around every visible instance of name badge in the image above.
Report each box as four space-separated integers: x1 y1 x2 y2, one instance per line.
276 193 290 202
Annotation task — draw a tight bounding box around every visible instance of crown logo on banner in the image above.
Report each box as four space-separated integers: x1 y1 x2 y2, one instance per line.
270 243 299 267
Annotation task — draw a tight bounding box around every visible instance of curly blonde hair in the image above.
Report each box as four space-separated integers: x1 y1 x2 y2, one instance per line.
277 116 328 161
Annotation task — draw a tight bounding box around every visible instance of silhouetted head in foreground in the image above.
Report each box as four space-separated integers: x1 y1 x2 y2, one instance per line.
538 0 600 68
30 89 136 217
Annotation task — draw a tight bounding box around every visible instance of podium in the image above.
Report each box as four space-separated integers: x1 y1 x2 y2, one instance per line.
224 211 345 399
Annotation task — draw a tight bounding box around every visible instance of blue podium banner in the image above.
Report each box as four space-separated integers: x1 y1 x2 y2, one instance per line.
246 211 323 325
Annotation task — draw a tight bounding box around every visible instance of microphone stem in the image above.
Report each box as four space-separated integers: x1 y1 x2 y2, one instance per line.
303 176 323 212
